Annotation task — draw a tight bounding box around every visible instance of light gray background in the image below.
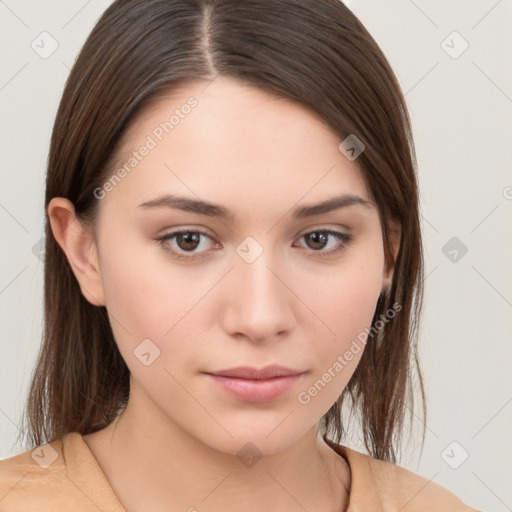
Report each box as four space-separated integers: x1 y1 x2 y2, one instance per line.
1 1 511 510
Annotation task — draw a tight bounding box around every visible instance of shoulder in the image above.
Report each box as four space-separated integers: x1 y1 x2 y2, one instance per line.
328 441 481 511
0 433 123 511
363 451 479 511
0 435 68 509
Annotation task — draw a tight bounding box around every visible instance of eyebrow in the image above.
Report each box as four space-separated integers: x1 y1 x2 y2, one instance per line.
137 193 374 222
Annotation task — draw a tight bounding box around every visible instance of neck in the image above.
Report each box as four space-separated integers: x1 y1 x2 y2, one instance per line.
83 389 351 512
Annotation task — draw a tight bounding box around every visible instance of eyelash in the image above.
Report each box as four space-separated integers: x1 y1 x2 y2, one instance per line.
155 228 354 261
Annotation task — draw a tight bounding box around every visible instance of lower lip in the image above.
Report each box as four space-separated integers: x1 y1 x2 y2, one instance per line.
205 373 303 403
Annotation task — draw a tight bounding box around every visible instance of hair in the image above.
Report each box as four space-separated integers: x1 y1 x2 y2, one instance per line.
19 0 425 464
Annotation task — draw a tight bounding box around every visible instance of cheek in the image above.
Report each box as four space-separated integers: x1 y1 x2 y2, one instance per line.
328 265 382 341
298 244 384 343
95 234 210 392
98 226 207 335
98 245 209 398
296 244 384 400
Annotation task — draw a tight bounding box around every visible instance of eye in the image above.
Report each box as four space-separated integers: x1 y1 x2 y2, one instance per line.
294 229 354 257
156 229 219 260
155 228 354 261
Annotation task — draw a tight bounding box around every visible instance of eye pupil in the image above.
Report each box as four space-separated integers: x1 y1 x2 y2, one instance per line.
306 232 328 250
177 232 201 251
161 229 348 260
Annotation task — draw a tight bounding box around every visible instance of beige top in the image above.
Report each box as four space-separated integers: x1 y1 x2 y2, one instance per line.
0 433 480 511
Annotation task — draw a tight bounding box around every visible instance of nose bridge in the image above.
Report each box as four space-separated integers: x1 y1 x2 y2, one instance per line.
239 250 282 304
224 237 293 341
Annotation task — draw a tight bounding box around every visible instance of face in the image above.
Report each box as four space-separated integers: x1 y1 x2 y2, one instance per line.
54 77 396 456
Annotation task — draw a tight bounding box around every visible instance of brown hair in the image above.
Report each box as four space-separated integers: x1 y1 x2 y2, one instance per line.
19 0 425 463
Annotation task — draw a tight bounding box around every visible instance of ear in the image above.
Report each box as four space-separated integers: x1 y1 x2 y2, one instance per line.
382 220 401 292
47 197 106 306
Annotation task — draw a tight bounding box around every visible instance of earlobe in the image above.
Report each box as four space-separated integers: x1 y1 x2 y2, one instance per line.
47 197 106 306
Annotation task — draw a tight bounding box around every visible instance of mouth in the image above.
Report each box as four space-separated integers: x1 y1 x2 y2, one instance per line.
203 365 306 403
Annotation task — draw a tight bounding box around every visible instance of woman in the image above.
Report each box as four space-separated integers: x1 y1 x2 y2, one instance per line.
0 1 480 510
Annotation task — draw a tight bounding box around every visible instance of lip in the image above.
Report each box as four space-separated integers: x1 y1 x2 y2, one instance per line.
203 365 305 403
208 365 303 379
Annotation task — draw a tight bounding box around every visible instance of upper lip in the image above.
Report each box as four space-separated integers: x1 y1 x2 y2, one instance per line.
205 365 304 379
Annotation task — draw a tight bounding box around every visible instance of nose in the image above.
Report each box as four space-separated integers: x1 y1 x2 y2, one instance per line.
220 247 294 344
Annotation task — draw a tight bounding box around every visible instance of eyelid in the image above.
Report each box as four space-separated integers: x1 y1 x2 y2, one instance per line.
155 225 354 260
155 227 219 261
294 223 352 237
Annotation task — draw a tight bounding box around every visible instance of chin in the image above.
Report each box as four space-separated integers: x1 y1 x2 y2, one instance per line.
192 417 314 459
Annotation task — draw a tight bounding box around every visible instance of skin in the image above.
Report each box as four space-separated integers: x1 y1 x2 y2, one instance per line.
48 77 399 512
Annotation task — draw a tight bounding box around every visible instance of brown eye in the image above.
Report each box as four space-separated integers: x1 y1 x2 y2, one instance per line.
175 232 201 251
156 229 218 260
295 230 354 257
156 228 353 262
304 232 330 250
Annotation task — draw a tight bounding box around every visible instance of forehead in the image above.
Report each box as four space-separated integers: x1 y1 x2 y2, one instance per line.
98 77 371 219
